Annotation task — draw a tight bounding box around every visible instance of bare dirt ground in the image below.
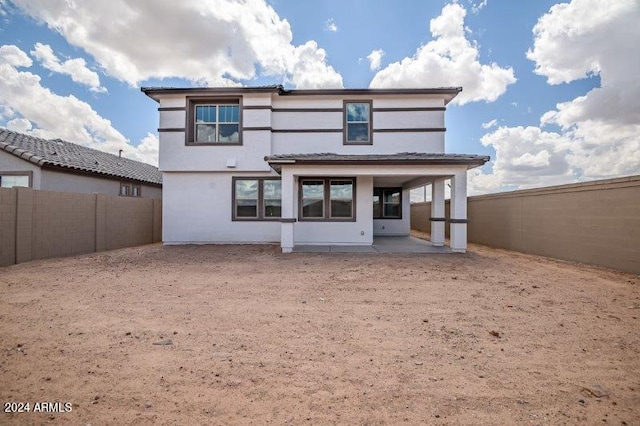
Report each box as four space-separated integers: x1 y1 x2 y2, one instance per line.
0 239 638 425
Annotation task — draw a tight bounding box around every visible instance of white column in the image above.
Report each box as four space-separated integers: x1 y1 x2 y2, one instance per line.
430 180 445 246
449 169 468 253
280 170 295 253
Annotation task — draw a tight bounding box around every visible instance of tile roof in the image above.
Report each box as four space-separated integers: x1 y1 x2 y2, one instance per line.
0 128 162 185
265 152 490 170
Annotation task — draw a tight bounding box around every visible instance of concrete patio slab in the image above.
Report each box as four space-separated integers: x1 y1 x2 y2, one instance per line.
291 236 452 254
292 245 331 253
329 245 378 253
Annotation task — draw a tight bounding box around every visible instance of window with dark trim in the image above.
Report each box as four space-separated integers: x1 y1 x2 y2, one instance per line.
344 101 372 144
299 177 356 221
186 97 242 145
0 172 31 188
232 177 281 220
373 187 402 219
120 183 142 197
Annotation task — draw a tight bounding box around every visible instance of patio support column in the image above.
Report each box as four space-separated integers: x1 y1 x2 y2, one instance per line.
449 169 468 253
430 180 445 246
280 170 295 253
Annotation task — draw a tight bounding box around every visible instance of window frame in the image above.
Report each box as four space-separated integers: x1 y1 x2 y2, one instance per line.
343 100 373 145
373 187 402 219
298 177 357 222
232 177 282 221
120 182 142 197
186 96 243 146
0 171 32 188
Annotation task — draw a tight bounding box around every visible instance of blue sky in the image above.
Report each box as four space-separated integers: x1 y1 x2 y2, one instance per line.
0 0 638 195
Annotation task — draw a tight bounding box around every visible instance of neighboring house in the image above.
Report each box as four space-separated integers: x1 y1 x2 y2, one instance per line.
142 86 488 252
0 128 162 198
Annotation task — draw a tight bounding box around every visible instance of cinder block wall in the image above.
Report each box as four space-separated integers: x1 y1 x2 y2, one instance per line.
32 191 96 260
104 196 154 250
411 175 640 274
0 188 17 266
0 187 162 267
410 200 451 237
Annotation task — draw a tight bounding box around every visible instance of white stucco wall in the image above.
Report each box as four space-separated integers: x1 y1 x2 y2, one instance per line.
270 95 445 155
162 172 280 244
293 175 374 245
160 109 186 129
159 130 272 172
272 111 342 130
271 132 444 155
0 151 41 187
244 109 271 127
156 92 448 173
374 110 444 129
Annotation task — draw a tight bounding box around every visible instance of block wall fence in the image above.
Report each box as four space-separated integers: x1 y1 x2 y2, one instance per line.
1 187 162 267
411 175 640 275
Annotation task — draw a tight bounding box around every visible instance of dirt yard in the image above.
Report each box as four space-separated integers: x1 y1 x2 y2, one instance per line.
0 240 638 425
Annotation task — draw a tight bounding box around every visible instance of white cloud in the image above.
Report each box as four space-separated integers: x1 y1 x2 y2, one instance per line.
11 0 343 89
481 118 497 129
476 126 573 188
526 0 635 86
325 18 338 32
471 0 488 14
467 168 501 195
369 3 516 105
471 0 640 193
31 43 106 93
285 41 343 89
6 117 33 133
0 44 32 67
0 44 157 165
367 49 385 71
134 133 159 166
529 0 640 127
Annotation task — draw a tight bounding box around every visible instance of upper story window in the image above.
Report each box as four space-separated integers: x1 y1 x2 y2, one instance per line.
186 97 242 145
344 101 372 144
195 104 240 143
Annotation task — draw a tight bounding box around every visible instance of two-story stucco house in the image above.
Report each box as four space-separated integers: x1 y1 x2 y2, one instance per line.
142 86 488 253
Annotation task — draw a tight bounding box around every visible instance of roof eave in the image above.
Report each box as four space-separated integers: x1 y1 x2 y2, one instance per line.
141 85 285 101
0 141 47 166
40 163 162 186
140 86 463 104
265 156 490 173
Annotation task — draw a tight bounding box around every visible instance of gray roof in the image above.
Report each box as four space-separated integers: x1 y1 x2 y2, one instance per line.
265 152 490 171
0 128 162 185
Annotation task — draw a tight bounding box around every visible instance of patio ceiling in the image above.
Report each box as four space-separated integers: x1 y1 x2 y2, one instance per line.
374 174 450 189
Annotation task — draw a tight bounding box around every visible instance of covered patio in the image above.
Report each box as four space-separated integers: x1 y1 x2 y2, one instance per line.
265 153 490 254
